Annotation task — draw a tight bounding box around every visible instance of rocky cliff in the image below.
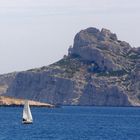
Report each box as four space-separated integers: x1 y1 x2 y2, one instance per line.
0 73 16 95
1 27 140 106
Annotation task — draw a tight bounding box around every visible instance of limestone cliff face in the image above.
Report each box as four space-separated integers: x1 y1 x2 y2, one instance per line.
0 73 16 95
71 27 132 71
1 27 140 106
6 71 75 105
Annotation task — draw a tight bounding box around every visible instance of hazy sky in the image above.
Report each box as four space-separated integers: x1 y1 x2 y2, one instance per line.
0 0 140 74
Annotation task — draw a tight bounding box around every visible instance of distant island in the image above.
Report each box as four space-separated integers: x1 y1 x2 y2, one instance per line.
0 27 139 106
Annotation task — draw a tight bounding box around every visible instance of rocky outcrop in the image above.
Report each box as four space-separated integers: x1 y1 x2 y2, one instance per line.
0 96 54 107
1 27 140 106
71 27 132 72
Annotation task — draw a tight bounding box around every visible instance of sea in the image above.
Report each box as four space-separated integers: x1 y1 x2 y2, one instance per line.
0 106 140 140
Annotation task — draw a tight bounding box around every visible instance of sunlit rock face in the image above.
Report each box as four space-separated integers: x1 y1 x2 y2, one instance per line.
1 27 140 106
71 27 132 72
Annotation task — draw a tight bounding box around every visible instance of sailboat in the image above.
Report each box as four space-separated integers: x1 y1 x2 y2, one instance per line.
22 100 33 124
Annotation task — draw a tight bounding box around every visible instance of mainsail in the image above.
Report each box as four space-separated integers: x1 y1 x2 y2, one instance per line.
22 100 33 123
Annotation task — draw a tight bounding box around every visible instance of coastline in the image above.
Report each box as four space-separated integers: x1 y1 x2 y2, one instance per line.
0 96 55 108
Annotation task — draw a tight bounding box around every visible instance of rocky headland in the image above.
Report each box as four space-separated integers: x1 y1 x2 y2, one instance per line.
0 27 140 106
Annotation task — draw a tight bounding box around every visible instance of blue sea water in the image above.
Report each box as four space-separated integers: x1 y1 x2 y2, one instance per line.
0 106 140 140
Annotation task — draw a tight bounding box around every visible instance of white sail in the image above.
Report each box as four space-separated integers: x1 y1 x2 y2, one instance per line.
22 100 33 123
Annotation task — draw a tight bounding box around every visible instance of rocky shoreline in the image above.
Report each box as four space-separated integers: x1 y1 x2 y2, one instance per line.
0 96 55 108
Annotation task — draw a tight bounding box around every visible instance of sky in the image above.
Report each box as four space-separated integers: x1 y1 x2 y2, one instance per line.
0 0 140 74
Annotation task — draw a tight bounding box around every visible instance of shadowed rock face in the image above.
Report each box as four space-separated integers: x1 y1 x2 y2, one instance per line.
0 73 16 95
1 27 140 106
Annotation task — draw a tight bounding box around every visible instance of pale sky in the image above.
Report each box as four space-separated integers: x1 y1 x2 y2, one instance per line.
0 0 140 74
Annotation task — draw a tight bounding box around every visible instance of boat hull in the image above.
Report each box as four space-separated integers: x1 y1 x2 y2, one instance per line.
22 121 33 124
